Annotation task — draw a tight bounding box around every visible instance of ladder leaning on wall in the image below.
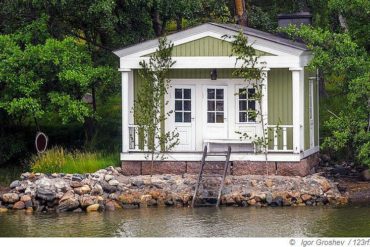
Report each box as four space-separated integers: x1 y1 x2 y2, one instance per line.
191 145 232 207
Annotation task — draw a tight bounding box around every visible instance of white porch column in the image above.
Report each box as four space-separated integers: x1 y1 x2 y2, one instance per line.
261 68 270 149
290 67 303 153
121 69 131 153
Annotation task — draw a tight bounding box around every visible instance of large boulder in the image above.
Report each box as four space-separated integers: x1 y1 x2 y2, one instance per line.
36 187 56 201
13 201 25 210
79 195 98 208
74 185 91 195
57 191 80 212
86 204 99 212
2 193 19 203
9 180 21 189
91 184 103 196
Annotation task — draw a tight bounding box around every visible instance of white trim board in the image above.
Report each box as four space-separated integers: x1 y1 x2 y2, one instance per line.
114 23 308 58
120 56 306 70
121 152 302 162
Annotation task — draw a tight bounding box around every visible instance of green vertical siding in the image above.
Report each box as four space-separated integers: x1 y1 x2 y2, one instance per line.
142 36 274 57
268 69 293 125
133 68 240 101
267 68 293 150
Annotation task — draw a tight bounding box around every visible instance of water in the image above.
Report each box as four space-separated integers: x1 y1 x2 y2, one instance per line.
1 206 370 237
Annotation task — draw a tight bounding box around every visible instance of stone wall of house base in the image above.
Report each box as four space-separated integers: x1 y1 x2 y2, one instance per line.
122 153 320 177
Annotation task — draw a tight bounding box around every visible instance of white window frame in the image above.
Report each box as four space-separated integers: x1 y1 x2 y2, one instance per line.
235 84 258 124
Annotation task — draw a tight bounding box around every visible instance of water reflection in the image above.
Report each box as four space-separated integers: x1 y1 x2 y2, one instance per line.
0 206 369 237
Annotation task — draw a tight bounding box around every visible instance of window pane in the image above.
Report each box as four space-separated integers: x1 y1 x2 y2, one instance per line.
207 89 215 99
175 89 182 99
184 112 191 122
183 89 191 99
207 100 215 111
216 112 224 123
175 112 182 122
207 112 215 123
175 100 182 110
216 89 224 99
239 88 247 99
184 100 191 111
216 100 224 111
248 113 256 122
239 112 247 122
239 101 247 111
248 100 255 110
248 88 255 98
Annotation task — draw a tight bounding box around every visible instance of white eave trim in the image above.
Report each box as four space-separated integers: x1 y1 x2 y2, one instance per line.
114 23 308 58
119 55 305 69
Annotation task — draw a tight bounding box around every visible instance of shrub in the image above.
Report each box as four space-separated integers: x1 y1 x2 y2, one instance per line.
30 147 119 174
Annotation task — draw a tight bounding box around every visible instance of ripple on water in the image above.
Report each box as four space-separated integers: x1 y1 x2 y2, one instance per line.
0 206 370 237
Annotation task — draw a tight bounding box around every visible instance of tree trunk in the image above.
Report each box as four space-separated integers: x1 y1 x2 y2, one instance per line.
234 0 247 26
338 13 349 32
176 17 182 31
318 69 328 98
150 7 163 37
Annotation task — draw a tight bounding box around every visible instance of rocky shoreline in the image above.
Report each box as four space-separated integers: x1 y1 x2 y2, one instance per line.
0 166 348 213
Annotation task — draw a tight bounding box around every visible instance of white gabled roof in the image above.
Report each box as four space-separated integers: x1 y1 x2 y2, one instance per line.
113 23 308 58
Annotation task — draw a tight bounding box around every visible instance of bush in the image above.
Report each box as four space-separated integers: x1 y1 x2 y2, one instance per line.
30 147 119 174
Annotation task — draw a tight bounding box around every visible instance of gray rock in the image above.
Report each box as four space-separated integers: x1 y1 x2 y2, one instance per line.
265 193 273 204
108 180 119 186
72 174 84 182
131 180 144 187
91 184 103 196
57 197 80 212
73 208 83 213
104 175 114 182
21 172 31 180
361 169 370 181
9 180 21 189
36 188 56 201
101 181 117 193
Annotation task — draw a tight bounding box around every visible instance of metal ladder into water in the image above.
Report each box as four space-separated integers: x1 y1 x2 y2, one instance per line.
191 145 232 207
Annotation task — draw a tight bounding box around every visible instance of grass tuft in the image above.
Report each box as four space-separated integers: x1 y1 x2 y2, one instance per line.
30 146 119 174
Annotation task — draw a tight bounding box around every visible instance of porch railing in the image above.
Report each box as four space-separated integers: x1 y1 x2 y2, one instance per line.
128 125 148 151
267 125 293 152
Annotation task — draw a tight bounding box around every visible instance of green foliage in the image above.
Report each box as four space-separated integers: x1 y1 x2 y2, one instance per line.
134 37 179 167
30 147 119 174
0 165 26 187
284 25 370 165
0 20 116 125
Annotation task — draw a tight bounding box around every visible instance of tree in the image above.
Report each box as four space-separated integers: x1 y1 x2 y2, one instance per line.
0 18 116 142
284 25 370 165
134 37 179 175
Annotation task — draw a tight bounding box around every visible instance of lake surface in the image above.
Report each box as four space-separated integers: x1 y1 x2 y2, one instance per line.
1 206 370 237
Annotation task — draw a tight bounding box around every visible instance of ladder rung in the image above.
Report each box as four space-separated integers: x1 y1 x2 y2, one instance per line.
206 153 228 156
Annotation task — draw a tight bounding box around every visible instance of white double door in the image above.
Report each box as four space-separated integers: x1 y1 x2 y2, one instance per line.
168 84 229 151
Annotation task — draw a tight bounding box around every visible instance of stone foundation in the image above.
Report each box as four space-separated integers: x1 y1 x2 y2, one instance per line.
122 153 320 177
